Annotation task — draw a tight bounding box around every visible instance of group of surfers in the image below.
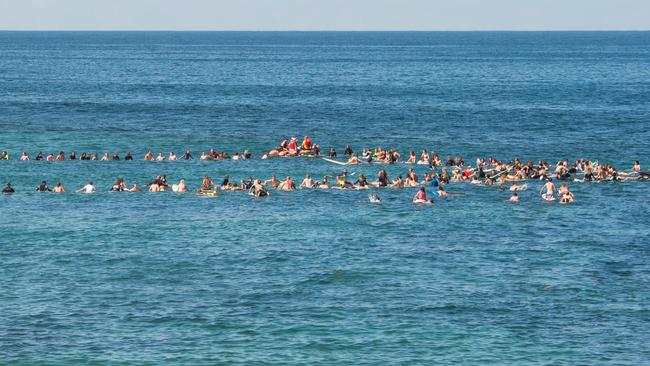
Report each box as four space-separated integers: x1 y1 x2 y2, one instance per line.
10 151 136 161
3 149 252 161
3 140 646 186
262 136 320 159
2 163 585 204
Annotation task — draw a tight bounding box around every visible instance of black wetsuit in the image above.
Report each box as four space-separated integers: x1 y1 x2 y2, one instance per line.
36 184 50 192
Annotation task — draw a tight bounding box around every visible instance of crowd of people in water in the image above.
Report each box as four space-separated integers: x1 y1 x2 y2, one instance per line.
0 172 572 204
2 136 647 204
1 160 645 205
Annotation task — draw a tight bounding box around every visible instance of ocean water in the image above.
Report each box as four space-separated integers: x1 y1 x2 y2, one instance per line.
0 31 649 364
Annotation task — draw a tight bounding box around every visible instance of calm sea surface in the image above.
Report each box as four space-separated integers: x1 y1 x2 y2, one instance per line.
0 32 649 364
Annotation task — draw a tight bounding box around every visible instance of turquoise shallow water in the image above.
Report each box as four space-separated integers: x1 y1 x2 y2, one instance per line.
1 32 649 364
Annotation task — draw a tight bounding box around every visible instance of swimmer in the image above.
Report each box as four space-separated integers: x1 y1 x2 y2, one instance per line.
20 152 29 161
300 174 314 189
560 191 574 204
220 175 230 190
109 178 127 192
249 179 269 197
417 150 430 165
2 182 15 194
199 176 213 192
412 187 433 204
559 184 574 204
112 152 120 160
509 183 528 191
404 170 419 187
174 179 188 192
155 152 165 161
100 152 110 161
287 137 298 155
391 175 404 188
52 182 65 193
76 181 97 193
508 192 520 202
129 184 143 192
372 169 389 188
36 180 51 192
300 135 312 153
168 151 178 161
354 173 369 189
558 183 569 196
369 194 382 204
148 181 162 192
436 186 464 198
318 176 330 189
334 175 354 189
264 175 280 189
540 178 556 201
278 176 296 191
406 151 416 164
0 150 8 160
346 153 361 165
344 144 353 157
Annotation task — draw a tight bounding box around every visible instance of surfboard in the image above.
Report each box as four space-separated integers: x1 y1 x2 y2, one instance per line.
322 158 348 166
542 193 556 201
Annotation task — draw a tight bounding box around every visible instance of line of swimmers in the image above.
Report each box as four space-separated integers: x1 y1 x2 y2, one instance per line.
2 150 253 161
1 169 577 203
5 146 644 184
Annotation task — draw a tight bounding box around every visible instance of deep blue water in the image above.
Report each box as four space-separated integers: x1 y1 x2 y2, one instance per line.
0 32 649 364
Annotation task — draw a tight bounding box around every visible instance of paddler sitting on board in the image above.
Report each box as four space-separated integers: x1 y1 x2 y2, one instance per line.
346 153 361 165
412 187 433 204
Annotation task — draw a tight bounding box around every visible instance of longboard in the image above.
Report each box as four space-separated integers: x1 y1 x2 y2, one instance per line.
322 158 348 166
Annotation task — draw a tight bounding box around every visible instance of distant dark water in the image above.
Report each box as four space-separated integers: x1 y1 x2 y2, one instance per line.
0 32 649 365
